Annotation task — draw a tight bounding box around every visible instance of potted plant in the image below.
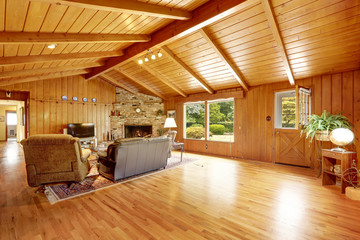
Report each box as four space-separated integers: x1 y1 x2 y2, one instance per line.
302 110 352 142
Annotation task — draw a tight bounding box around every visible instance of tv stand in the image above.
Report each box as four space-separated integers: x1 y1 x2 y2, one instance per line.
79 137 97 149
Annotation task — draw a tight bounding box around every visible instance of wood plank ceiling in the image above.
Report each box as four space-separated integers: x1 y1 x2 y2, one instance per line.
0 0 359 99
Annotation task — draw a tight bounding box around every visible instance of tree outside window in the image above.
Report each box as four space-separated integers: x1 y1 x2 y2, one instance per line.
208 100 234 142
185 103 205 139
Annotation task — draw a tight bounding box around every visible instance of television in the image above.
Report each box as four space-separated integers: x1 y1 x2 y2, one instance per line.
67 123 95 138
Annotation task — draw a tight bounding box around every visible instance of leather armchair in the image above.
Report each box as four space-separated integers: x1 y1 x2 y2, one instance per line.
21 134 91 187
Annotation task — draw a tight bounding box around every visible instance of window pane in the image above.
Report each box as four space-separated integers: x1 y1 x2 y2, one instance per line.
281 96 295 128
208 100 234 142
7 112 17 125
185 103 205 139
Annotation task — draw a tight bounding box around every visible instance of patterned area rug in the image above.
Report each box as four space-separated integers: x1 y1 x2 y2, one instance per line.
45 155 200 204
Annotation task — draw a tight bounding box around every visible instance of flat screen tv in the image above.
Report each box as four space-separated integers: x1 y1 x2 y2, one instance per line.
67 123 95 138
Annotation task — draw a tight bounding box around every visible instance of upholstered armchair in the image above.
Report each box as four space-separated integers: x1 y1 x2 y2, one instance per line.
21 134 91 187
168 130 184 161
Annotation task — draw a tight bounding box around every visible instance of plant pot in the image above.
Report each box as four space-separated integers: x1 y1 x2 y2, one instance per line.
315 130 330 141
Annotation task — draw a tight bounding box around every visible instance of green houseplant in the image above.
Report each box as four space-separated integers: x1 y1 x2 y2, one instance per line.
302 110 352 142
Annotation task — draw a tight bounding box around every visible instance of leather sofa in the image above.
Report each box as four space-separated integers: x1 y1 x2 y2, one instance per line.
21 134 91 187
98 137 171 181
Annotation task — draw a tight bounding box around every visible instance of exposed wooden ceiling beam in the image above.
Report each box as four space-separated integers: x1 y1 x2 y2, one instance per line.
33 0 191 20
114 69 166 100
161 46 214 94
86 0 251 80
0 70 89 86
199 28 249 91
0 51 123 66
138 63 188 97
261 0 295 85
101 74 138 95
0 62 102 79
0 32 150 44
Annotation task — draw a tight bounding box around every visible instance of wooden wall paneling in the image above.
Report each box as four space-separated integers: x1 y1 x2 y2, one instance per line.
331 73 342 114
43 80 50 134
354 70 360 165
321 75 331 112
29 81 37 135
67 76 73 124
342 71 354 124
247 88 254 160
36 80 44 134
61 77 67 129
73 76 79 123
259 85 266 161
56 77 62 132
265 84 274 162
313 75 322 115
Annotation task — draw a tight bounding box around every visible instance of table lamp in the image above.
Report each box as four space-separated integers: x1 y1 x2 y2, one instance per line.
329 128 354 152
164 117 177 132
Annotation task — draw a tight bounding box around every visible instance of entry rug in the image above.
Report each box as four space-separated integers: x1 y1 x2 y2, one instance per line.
45 155 200 204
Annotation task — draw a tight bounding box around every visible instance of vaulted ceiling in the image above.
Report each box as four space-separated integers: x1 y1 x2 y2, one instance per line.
0 0 359 99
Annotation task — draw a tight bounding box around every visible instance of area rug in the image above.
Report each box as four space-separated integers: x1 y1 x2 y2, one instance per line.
44 155 200 204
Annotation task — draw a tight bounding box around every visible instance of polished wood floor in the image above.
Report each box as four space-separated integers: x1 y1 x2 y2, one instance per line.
1 140 360 240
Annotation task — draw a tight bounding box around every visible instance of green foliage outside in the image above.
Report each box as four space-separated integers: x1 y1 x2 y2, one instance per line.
185 101 234 140
209 124 225 135
186 127 205 139
185 103 205 128
209 101 234 134
281 97 296 128
216 122 234 133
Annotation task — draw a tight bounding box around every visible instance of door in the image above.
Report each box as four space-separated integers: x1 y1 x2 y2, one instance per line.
275 129 311 167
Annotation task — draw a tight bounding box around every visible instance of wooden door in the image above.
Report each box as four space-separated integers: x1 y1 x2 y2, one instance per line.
275 129 311 167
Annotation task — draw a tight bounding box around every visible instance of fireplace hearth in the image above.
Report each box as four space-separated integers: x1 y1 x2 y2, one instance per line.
125 125 152 138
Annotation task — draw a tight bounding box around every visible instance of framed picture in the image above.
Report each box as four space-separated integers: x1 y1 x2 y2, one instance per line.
167 110 176 118
0 116 4 122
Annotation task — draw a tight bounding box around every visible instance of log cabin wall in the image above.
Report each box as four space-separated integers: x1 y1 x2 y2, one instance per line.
0 75 115 142
165 70 360 167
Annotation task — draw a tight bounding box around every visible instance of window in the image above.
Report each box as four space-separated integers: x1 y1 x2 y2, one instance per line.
275 90 296 129
208 99 234 142
7 112 17 125
299 88 311 126
184 102 205 139
275 87 311 129
184 98 234 142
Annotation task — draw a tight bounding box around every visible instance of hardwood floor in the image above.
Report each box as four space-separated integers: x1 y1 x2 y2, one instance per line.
1 140 360 240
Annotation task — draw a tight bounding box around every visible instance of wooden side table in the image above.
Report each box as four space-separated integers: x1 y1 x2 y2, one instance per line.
322 149 357 193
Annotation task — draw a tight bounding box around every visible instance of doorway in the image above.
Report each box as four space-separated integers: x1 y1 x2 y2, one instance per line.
0 100 26 142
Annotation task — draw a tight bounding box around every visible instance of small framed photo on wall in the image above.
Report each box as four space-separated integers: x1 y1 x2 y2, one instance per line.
167 110 176 118
0 116 4 122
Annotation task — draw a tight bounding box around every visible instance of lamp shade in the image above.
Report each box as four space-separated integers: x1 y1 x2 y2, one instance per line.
329 128 354 147
164 118 177 128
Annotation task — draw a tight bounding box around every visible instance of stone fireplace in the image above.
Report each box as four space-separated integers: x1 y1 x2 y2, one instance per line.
110 89 166 140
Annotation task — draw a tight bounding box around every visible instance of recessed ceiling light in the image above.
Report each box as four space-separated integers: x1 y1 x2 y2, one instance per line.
47 44 57 49
138 59 143 64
